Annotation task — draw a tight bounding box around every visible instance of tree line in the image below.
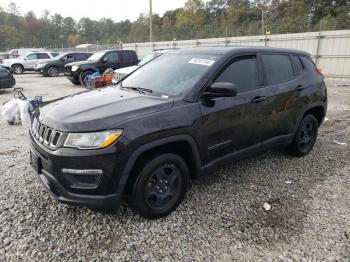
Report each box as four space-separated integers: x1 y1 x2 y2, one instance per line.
0 0 349 51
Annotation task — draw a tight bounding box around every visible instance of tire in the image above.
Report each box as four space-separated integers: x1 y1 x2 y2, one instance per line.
47 67 59 77
79 70 94 87
12 64 24 74
288 114 318 157
130 153 189 219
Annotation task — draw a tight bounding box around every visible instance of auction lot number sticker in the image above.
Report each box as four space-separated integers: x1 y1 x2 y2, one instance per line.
189 58 216 66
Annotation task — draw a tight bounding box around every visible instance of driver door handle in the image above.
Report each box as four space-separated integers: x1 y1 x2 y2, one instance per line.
251 96 266 103
295 84 305 91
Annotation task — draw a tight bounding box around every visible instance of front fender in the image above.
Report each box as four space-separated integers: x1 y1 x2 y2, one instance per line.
115 134 202 198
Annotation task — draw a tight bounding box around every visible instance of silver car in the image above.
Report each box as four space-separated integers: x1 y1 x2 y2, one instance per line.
2 52 60 74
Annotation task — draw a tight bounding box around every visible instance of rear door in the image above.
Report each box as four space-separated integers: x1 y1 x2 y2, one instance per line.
200 54 265 162
120 51 138 67
257 53 304 145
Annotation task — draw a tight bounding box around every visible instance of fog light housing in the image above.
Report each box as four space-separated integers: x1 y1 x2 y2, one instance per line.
61 169 103 189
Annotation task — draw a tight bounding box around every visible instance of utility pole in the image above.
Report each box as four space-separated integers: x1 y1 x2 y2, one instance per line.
261 9 265 35
149 0 153 46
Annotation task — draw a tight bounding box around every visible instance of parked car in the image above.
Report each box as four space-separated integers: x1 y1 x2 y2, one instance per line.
0 53 19 64
64 49 138 86
9 48 50 56
2 52 60 74
113 49 172 82
0 65 15 90
30 47 327 219
34 52 92 77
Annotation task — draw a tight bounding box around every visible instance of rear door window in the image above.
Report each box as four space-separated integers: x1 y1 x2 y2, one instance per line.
291 55 304 75
26 54 38 60
121 51 136 63
214 56 260 93
262 54 294 85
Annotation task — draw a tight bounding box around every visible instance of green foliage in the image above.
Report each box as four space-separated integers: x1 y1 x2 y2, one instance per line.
0 0 349 50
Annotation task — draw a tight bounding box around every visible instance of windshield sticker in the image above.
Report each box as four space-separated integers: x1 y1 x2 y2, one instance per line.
188 58 215 66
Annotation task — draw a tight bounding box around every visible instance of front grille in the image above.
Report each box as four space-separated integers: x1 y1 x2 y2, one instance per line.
32 118 62 149
65 66 71 74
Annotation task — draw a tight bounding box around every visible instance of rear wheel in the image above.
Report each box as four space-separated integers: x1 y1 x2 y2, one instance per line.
288 114 318 157
130 153 189 219
47 67 59 77
79 70 94 87
12 64 24 74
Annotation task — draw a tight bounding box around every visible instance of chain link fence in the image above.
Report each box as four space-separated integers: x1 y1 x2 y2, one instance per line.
49 30 350 79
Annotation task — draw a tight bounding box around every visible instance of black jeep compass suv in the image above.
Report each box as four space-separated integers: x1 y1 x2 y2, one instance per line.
30 47 327 219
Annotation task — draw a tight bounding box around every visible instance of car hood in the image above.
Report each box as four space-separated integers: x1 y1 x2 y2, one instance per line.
39 87 174 132
114 65 139 75
65 60 94 67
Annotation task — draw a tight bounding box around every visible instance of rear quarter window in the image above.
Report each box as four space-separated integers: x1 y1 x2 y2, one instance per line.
262 54 295 85
300 56 319 76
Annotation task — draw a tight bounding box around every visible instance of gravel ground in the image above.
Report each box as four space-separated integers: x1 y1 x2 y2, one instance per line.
0 74 349 261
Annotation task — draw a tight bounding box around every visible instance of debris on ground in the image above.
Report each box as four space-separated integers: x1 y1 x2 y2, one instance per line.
333 140 347 146
263 203 272 211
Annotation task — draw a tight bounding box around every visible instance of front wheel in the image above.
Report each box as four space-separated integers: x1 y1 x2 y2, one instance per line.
130 153 189 219
47 67 59 77
12 64 24 74
79 70 94 87
288 114 318 157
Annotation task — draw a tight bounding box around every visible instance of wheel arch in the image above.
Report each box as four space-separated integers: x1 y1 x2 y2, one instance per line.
117 135 202 195
301 105 326 126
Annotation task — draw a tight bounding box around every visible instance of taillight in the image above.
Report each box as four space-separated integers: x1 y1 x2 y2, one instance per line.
316 67 323 75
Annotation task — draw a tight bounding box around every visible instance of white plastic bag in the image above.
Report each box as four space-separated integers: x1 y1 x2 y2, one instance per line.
1 98 32 127
18 99 32 128
1 99 20 123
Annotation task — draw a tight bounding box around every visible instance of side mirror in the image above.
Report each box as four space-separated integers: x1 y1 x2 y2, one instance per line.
24 57 28 60
102 57 109 63
203 82 238 99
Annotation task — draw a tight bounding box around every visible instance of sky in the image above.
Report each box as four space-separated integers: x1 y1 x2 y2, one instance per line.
0 0 188 21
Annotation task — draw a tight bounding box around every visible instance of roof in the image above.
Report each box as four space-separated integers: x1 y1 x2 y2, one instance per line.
175 46 310 56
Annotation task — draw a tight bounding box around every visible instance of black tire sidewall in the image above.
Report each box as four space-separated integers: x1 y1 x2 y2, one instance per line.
131 153 189 219
79 70 93 87
293 114 318 156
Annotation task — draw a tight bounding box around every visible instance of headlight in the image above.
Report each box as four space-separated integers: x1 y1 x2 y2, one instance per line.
64 130 123 149
71 65 79 72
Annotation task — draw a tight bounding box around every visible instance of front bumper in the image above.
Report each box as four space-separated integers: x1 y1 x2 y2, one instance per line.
29 131 127 209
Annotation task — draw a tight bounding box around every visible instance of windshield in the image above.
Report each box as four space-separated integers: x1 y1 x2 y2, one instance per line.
88 51 106 61
121 53 220 97
53 53 66 60
138 52 162 66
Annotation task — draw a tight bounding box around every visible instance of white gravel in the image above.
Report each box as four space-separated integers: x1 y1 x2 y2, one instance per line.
0 74 349 261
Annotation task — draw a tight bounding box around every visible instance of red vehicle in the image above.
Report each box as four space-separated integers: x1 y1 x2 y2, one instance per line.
0 53 19 64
